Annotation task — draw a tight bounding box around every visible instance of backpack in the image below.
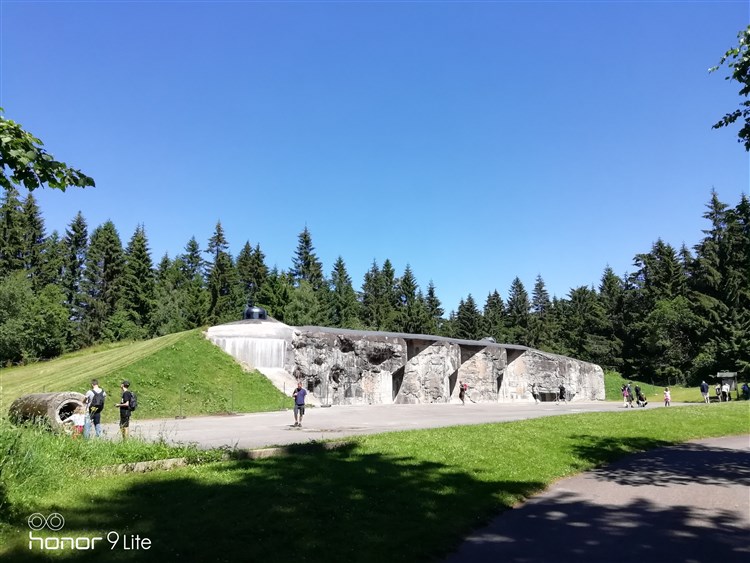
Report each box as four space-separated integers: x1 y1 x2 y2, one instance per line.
129 392 138 411
90 390 105 411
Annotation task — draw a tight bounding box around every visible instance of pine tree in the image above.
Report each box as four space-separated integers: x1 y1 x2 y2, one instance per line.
81 221 124 344
483 290 505 342
178 237 207 328
120 225 156 337
505 277 530 345
455 295 483 340
237 242 255 305
206 251 243 326
206 221 228 265
284 280 326 326
424 280 444 335
291 227 324 290
360 260 384 330
61 211 88 348
152 253 191 336
256 267 293 321
21 192 46 287
395 264 429 334
237 241 269 305
38 230 64 288
330 256 359 328
0 186 24 276
562 286 610 365
597 266 625 370
528 275 551 348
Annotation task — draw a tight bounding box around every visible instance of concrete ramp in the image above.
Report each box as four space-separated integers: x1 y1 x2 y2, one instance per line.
259 367 321 407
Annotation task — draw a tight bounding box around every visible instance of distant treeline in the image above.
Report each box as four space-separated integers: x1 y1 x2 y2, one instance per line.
0 187 747 385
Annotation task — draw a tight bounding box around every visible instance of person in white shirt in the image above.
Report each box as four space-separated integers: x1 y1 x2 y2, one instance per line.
83 379 107 438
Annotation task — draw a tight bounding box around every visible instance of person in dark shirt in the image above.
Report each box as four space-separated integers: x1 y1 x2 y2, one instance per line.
293 381 307 428
700 381 710 403
114 380 133 440
557 384 566 404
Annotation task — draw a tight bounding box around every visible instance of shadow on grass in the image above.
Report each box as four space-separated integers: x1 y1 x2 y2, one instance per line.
2 441 544 563
445 440 750 563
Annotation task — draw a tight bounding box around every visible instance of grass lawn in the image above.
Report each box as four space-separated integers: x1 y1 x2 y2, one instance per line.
1 401 747 562
602 371 728 403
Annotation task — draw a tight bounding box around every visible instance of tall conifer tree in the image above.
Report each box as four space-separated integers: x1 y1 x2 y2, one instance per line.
61 211 88 348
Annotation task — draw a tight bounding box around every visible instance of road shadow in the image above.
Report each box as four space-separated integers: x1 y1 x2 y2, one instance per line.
445 437 750 563
572 435 750 487
445 490 749 563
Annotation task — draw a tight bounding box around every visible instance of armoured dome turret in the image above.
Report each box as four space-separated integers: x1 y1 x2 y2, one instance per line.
243 303 268 320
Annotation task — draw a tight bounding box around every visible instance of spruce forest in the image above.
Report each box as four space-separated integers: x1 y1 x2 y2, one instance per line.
0 186 748 385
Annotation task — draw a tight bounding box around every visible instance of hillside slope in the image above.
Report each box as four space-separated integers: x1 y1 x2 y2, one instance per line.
0 330 292 422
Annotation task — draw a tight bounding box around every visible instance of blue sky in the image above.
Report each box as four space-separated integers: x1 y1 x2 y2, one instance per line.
1 1 748 314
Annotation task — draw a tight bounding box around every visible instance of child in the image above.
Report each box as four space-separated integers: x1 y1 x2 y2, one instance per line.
70 405 85 438
664 387 671 407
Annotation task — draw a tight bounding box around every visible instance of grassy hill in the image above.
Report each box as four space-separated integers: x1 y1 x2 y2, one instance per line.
0 329 292 422
603 370 711 403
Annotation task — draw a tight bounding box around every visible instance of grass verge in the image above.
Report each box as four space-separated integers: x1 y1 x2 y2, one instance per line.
0 402 747 562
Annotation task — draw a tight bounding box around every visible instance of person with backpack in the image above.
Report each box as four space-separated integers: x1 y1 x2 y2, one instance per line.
83 379 107 438
114 380 135 440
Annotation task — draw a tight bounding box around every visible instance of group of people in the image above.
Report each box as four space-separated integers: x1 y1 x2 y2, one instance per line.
528 382 567 404
621 382 649 408
66 379 136 440
700 380 746 403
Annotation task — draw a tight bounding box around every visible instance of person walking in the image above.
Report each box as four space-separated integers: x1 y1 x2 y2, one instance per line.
531 383 539 404
664 387 671 407
114 380 134 440
459 381 466 405
292 381 307 427
721 382 730 402
700 380 710 404
83 378 107 438
557 384 566 404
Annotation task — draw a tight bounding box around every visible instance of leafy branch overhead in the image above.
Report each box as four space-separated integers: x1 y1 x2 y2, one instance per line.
0 109 95 191
710 25 750 151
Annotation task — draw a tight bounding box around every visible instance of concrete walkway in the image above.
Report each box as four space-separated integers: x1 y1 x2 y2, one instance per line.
106 400 664 450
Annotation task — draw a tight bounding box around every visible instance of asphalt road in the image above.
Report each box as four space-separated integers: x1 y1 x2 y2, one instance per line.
105 400 667 450
443 434 750 563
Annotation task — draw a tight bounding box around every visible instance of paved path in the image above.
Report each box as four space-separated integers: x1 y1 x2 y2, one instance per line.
444 434 750 563
106 400 667 450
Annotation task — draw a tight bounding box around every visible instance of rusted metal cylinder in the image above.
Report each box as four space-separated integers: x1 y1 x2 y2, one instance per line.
8 392 86 429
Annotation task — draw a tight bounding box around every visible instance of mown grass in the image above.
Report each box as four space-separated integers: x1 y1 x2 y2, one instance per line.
0 402 746 562
602 370 728 403
0 330 292 422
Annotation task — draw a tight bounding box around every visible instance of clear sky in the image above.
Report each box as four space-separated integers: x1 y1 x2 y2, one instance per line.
1 0 748 314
